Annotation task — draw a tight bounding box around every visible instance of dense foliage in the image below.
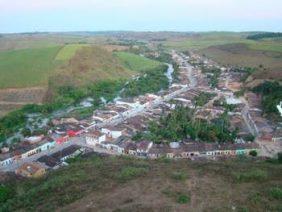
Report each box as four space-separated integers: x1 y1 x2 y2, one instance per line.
121 65 169 97
247 32 282 40
253 81 282 115
194 92 215 107
135 106 236 144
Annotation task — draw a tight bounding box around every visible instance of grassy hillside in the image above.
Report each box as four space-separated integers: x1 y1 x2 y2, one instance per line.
55 44 89 61
52 47 136 87
0 46 62 88
114 51 162 72
1 155 281 211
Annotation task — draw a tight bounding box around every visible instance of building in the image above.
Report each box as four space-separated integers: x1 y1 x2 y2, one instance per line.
277 102 282 117
15 162 46 178
85 131 106 146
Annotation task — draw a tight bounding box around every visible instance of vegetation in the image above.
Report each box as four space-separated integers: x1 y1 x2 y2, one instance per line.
249 150 258 157
55 44 89 61
194 92 215 107
232 169 268 183
114 51 162 72
253 81 282 116
0 46 61 88
269 187 282 200
247 32 282 40
121 65 169 97
202 68 221 88
136 106 236 144
1 155 281 211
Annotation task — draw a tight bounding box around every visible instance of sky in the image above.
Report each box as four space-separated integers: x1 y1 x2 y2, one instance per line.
0 0 282 33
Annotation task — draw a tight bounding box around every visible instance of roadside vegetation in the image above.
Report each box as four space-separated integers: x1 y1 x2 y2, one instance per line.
0 155 281 211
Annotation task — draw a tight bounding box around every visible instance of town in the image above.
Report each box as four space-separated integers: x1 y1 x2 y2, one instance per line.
0 50 281 178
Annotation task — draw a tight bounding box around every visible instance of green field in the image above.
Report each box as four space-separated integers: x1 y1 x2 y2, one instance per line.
114 51 162 72
0 46 62 88
55 44 89 61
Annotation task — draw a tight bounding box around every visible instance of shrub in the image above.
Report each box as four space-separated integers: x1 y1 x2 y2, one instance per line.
249 150 257 157
269 187 282 200
0 185 14 203
177 194 190 204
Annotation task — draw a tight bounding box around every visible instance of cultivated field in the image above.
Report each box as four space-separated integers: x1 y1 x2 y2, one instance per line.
0 46 62 88
114 51 162 72
1 155 281 211
55 44 89 61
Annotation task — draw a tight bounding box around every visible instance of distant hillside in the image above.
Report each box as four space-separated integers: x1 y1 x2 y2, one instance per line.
199 43 282 80
247 32 282 40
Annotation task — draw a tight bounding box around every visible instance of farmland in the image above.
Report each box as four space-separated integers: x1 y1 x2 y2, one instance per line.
0 46 62 88
55 44 89 61
114 51 162 72
1 155 281 211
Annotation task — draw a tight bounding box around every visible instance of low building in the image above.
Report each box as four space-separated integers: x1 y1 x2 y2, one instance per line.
85 131 106 146
15 162 46 178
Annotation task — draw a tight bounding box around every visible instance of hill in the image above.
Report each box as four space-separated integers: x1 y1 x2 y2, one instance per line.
1 155 281 211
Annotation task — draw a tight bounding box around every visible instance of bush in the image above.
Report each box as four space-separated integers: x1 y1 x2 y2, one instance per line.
0 185 14 203
177 194 190 204
249 150 257 157
269 187 282 200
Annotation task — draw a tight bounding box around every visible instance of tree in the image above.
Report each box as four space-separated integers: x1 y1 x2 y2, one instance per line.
278 152 282 163
249 150 257 157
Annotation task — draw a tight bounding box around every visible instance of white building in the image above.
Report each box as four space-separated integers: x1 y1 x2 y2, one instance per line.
277 101 282 117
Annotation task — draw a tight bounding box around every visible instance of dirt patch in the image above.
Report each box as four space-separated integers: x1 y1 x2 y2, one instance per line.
0 87 46 116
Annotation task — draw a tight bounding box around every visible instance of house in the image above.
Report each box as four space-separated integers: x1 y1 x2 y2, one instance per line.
277 102 282 117
101 126 127 139
15 162 46 178
85 131 106 146
135 141 153 156
50 145 84 162
272 128 282 142
125 143 137 155
37 155 60 168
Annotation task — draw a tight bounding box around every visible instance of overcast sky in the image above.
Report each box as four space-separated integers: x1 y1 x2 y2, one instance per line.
0 0 281 33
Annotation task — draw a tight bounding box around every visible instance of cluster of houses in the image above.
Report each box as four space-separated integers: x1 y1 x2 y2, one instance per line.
85 126 259 159
2 50 280 178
